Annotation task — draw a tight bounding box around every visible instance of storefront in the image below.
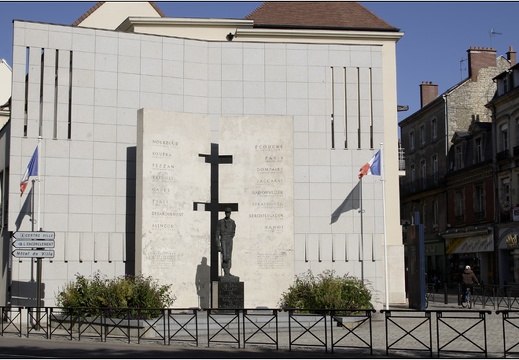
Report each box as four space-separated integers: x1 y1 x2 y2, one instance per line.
497 224 519 285
424 241 445 287
443 229 494 286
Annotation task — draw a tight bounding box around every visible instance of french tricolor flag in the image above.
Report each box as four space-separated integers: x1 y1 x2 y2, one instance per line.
20 146 38 196
358 150 381 179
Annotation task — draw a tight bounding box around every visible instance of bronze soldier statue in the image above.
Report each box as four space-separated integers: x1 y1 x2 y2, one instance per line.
215 207 236 277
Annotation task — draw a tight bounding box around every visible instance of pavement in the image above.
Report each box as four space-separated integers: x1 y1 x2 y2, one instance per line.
0 297 515 358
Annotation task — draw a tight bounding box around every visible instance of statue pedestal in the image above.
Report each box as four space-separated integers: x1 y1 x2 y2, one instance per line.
212 280 244 309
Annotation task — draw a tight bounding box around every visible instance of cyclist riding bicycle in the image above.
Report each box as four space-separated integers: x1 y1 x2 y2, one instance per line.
461 265 479 302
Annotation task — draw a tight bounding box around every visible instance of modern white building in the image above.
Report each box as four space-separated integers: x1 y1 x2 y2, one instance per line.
1 1 406 309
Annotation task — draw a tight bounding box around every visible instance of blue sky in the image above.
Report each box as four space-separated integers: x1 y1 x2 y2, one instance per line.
1 1 518 123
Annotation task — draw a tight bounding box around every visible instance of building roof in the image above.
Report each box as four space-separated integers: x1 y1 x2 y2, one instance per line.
72 1 165 26
244 2 399 31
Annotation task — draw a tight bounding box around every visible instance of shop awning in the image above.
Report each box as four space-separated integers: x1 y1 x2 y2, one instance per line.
446 235 493 254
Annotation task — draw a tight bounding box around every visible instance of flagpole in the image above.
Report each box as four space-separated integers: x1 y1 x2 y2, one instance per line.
37 136 41 231
359 177 364 282
381 143 389 310
36 136 42 319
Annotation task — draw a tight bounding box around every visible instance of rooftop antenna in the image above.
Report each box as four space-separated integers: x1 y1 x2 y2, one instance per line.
460 58 467 80
489 28 503 48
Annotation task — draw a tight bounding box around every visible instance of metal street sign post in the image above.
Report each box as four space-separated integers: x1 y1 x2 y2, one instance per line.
11 230 56 326
12 240 55 249
12 231 55 240
12 249 54 258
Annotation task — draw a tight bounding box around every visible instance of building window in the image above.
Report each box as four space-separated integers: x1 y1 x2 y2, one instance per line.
431 118 437 141
410 164 416 190
474 184 485 220
432 154 438 184
515 118 519 147
421 159 426 188
500 123 509 152
455 189 465 223
475 137 483 163
420 124 426 146
433 200 439 228
517 173 519 207
422 202 427 228
500 177 511 211
455 145 463 169
409 131 415 151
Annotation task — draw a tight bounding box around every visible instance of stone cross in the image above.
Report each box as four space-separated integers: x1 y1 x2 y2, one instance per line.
195 144 238 285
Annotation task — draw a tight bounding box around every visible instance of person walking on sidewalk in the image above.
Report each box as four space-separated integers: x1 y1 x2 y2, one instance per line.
461 265 479 302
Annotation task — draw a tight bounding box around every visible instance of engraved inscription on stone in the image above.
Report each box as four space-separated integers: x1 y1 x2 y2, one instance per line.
146 249 176 269
218 282 244 309
256 252 287 270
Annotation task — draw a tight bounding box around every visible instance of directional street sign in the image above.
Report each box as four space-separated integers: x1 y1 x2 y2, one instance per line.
12 231 55 240
12 240 55 249
12 249 54 258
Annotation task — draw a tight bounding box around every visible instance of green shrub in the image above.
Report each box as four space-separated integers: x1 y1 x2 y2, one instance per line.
56 271 176 319
279 270 372 314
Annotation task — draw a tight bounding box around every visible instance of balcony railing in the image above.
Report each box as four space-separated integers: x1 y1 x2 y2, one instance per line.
473 211 486 222
399 147 405 171
497 150 510 161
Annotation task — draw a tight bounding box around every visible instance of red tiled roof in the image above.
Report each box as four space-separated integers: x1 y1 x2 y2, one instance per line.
72 1 165 27
245 2 399 31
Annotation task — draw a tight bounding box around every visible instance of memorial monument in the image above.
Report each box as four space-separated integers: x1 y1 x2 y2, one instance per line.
136 109 294 308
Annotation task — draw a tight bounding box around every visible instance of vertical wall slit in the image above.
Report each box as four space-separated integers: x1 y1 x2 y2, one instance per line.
343 67 348 149
39 48 44 137
357 67 361 149
330 67 335 149
304 235 308 262
53 49 59 139
369 67 374 149
24 47 29 137
67 51 73 140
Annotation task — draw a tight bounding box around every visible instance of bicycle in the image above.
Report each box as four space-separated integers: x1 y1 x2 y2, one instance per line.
460 287 472 308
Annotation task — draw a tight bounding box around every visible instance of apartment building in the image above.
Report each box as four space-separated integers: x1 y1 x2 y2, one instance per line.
400 47 512 287
486 53 519 285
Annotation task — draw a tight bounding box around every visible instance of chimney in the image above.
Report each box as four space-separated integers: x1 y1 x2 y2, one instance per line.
507 46 516 66
420 81 438 108
467 46 497 81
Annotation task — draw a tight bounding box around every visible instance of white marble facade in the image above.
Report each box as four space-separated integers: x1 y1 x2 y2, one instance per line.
5 20 404 308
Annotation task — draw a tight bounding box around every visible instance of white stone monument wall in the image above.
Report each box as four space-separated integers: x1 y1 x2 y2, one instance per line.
136 109 211 307
219 115 294 308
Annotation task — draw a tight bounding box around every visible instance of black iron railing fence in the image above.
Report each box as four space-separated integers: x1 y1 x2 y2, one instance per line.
1 306 519 357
